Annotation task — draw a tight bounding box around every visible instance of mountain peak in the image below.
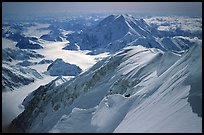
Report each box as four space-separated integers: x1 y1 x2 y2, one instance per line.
117 14 133 20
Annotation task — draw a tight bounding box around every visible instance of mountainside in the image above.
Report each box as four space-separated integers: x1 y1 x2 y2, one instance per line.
40 30 63 42
22 76 68 109
9 43 202 132
16 38 43 49
65 14 153 51
46 58 82 76
2 62 43 91
64 14 195 53
2 48 44 62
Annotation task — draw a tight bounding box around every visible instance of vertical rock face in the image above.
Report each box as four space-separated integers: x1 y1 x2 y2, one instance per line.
9 43 202 133
47 58 82 76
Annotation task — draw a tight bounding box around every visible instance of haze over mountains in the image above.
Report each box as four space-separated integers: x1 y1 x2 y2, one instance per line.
2 12 202 133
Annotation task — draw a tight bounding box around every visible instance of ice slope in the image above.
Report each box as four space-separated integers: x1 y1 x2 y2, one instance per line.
10 43 202 133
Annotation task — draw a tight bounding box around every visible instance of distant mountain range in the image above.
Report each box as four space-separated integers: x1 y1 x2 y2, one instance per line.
65 14 198 54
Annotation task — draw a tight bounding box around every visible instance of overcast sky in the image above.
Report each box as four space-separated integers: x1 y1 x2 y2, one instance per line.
2 2 202 17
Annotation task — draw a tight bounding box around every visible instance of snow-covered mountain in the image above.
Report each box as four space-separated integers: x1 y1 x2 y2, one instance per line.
62 42 80 51
9 42 202 132
16 38 43 49
2 47 45 92
2 47 44 62
22 76 68 109
46 58 82 76
2 13 201 133
38 59 54 64
64 14 195 53
65 14 152 52
40 30 63 42
2 62 43 91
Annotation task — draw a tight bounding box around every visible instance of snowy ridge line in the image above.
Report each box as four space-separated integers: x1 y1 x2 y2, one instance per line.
9 43 202 133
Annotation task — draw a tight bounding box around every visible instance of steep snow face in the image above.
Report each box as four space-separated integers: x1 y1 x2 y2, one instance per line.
9 44 201 133
47 58 82 76
2 62 43 91
114 44 202 133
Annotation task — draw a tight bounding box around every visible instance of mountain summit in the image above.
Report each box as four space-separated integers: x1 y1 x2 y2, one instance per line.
65 14 194 53
65 14 153 52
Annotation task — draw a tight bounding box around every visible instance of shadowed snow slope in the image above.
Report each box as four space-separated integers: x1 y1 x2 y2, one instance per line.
10 44 202 133
2 62 43 91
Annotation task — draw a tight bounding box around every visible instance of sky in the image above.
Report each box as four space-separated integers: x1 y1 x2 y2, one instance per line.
2 2 202 17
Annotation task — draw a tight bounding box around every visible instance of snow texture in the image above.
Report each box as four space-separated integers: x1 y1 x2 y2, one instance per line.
10 44 202 133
